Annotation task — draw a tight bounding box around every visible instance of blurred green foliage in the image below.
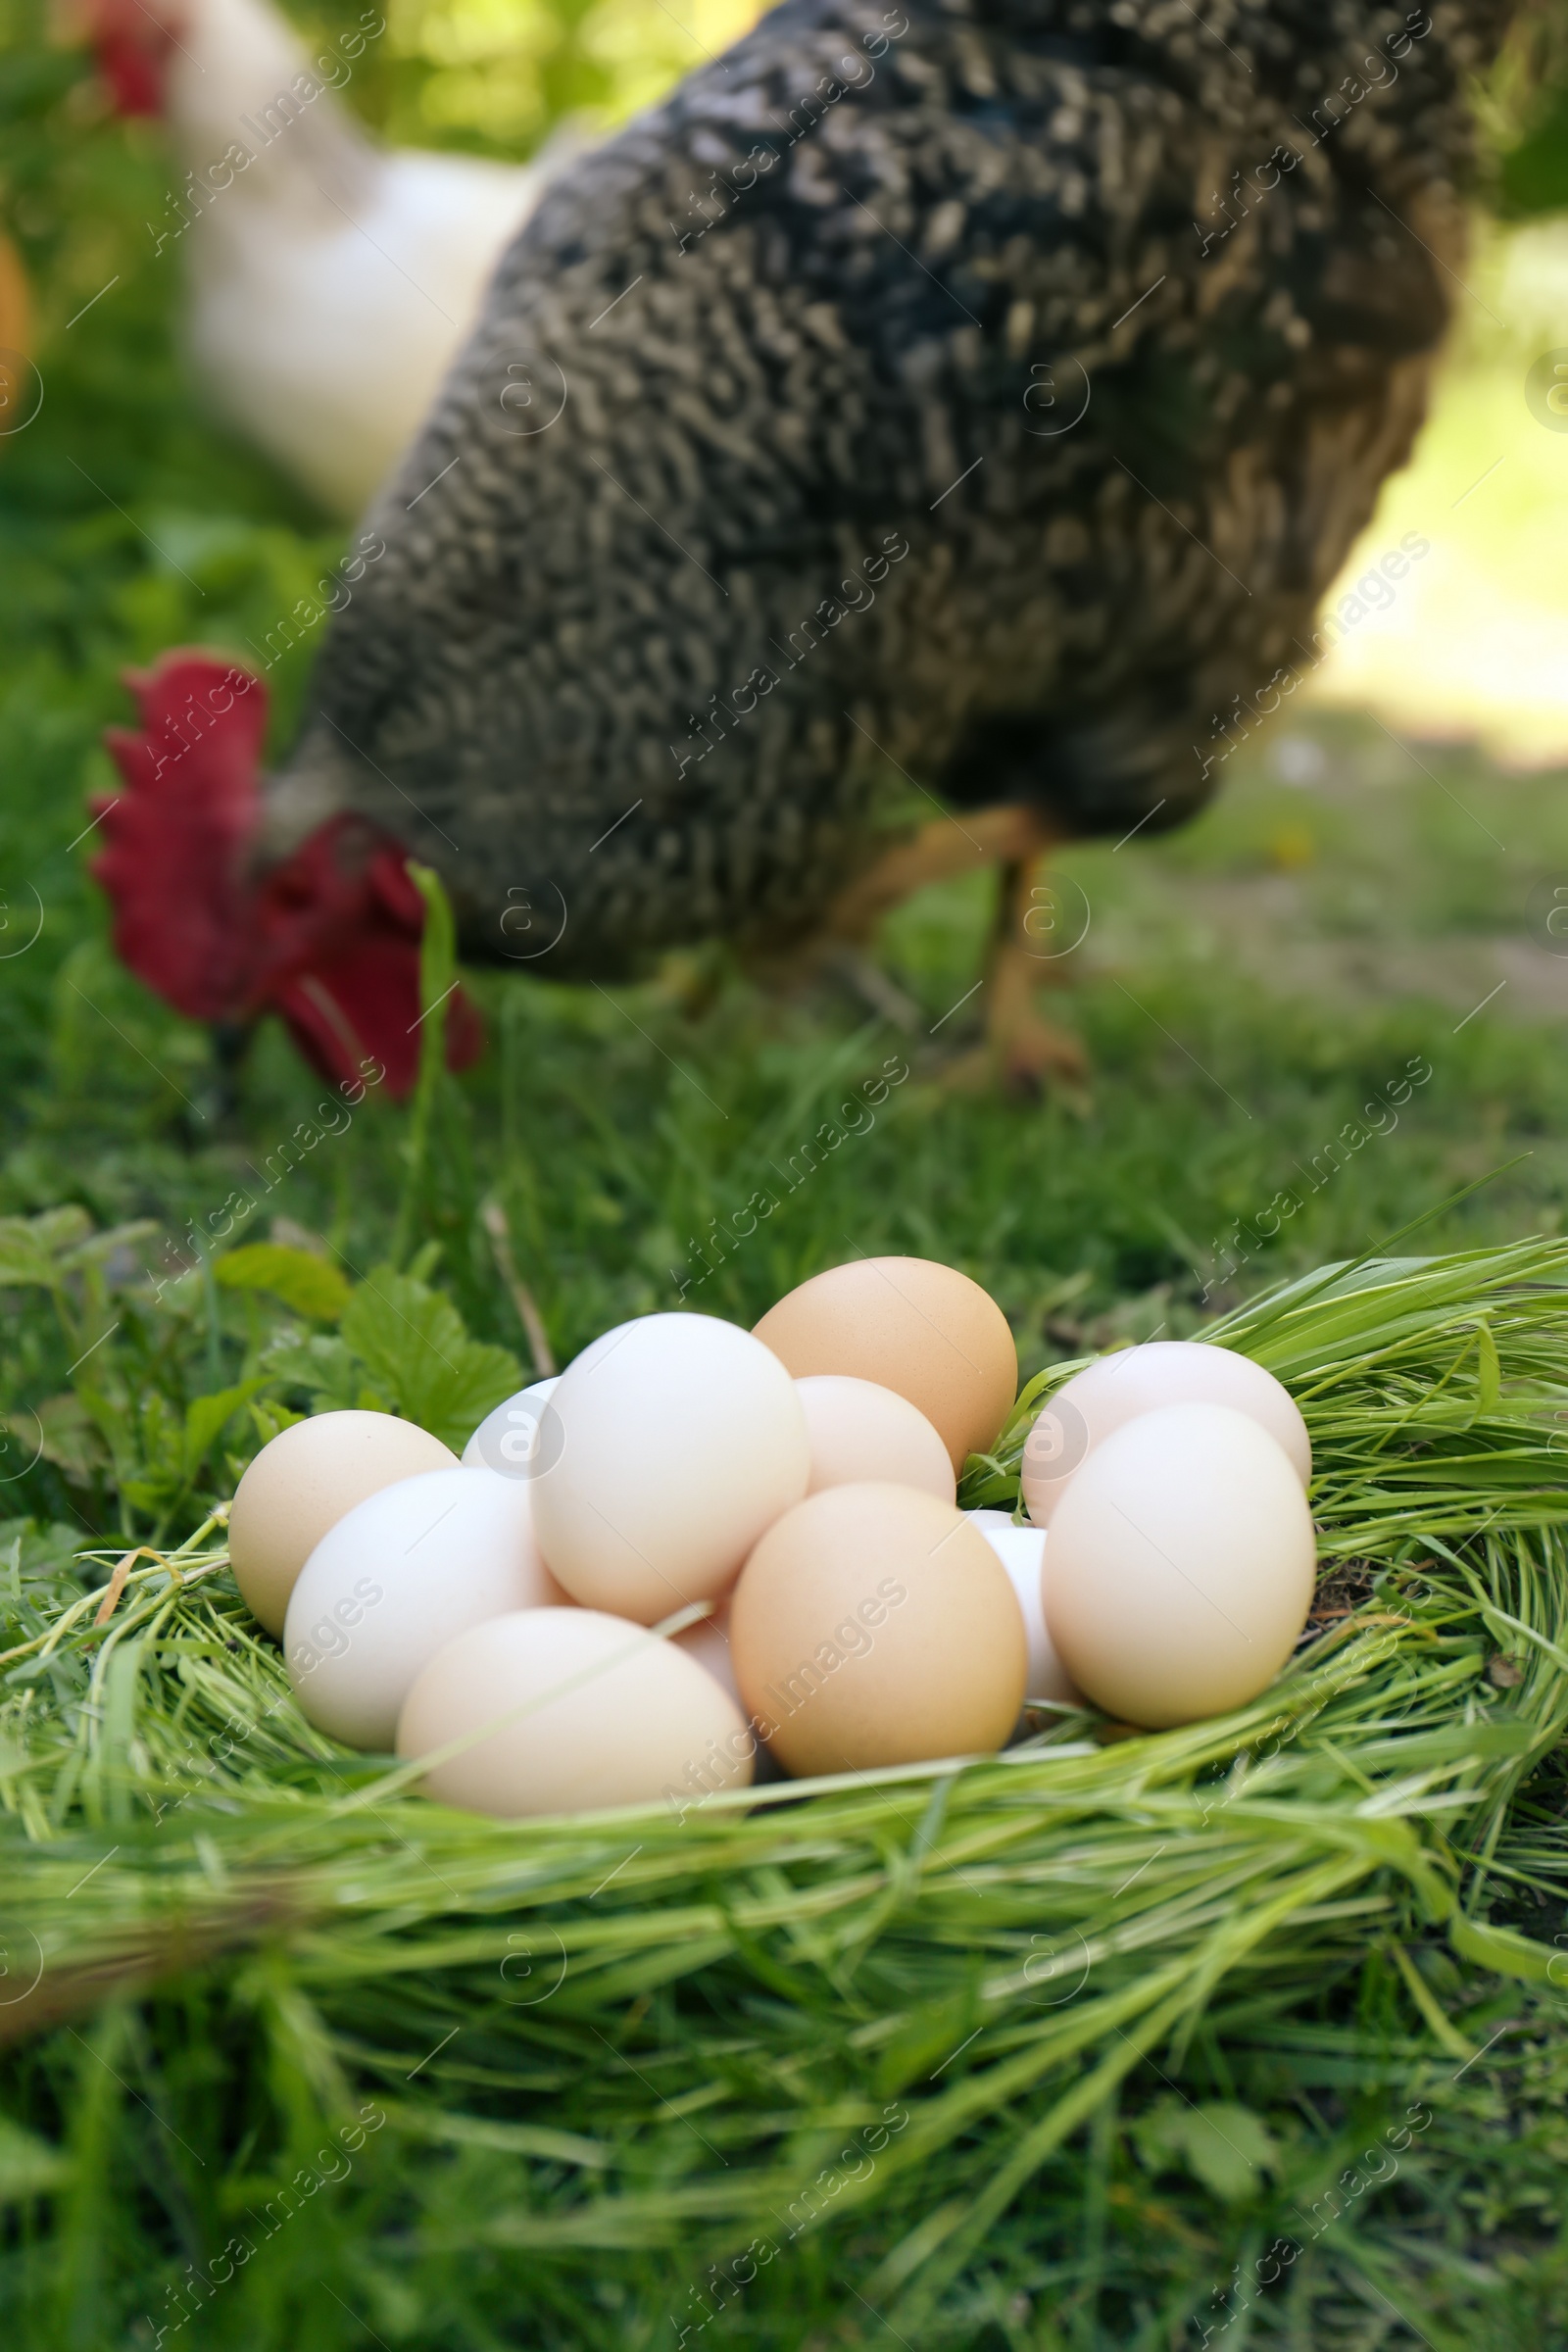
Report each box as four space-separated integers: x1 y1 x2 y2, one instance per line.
1483 5 1568 216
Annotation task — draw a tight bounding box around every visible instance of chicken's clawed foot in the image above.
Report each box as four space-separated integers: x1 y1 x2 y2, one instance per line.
737 808 1091 1097
942 1008 1090 1102
938 837 1090 1099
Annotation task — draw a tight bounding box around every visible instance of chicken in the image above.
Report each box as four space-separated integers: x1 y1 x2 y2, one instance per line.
87 0 571 513
95 0 1514 1097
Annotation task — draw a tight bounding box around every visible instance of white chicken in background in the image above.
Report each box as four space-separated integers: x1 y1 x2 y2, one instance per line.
87 0 580 514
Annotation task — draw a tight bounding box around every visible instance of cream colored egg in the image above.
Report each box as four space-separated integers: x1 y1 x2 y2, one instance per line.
671 1607 790 1786
796 1376 956 1503
1042 1403 1316 1729
1021 1341 1311 1528
229 1409 457 1635
463 1379 561 1476
964 1509 1079 1705
396 1607 756 1819
673 1603 744 1710
753 1256 1017 1474
729 1482 1026 1777
284 1466 567 1748
529 1313 810 1624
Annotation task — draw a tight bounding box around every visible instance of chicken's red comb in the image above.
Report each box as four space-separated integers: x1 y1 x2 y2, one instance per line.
96 651 270 1021
94 647 483 1101
80 0 181 116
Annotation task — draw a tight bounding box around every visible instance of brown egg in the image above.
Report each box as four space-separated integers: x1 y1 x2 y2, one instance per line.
728 1482 1026 1776
228 1409 457 1635
754 1257 1016 1473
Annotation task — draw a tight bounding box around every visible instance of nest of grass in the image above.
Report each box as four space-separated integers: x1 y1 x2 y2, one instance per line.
4 1242 1568 2342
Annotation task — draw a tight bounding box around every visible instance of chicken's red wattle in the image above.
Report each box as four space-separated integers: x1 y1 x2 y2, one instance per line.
93 650 481 1100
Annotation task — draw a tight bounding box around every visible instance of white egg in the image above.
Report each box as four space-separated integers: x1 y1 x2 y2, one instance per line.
396 1606 756 1819
964 1509 1079 1705
284 1465 567 1749
530 1312 810 1624
1042 1402 1317 1729
1021 1340 1311 1527
463 1379 562 1476
796 1375 956 1503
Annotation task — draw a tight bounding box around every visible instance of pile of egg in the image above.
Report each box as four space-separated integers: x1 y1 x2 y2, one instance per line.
226 1255 1317 1820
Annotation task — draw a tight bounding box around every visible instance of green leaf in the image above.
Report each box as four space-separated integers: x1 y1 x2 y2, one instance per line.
26 1396 111 1485
392 864 460 1268
183 1380 270 1480
1474 1319 1501 1419
0 2118 71 2206
1449 1914 1562 1985
58 1220 161 1278
247 1399 305 1448
214 1244 351 1323
409 864 457 1111
339 1264 520 1452
1132 2098 1277 2204
875 1985 983 2099
262 1333 389 1418
0 1216 72 1290
23 1207 94 1257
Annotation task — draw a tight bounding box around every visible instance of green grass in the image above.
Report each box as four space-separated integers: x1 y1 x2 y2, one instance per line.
6 1247 1568 2350
5 2 1568 2343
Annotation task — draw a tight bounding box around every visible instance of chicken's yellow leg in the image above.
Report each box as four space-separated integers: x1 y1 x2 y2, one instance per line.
825 809 1088 1091
977 849 1088 1093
